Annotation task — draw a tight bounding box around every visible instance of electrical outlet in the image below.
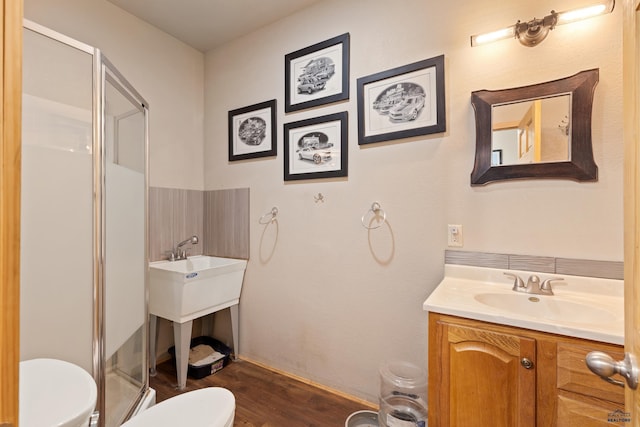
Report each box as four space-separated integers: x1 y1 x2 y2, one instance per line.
447 224 463 247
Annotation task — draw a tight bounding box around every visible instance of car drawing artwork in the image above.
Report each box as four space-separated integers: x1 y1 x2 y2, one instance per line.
301 135 333 150
297 76 326 94
297 56 335 94
373 82 426 122
388 94 425 122
238 116 267 145
295 131 334 164
298 147 332 164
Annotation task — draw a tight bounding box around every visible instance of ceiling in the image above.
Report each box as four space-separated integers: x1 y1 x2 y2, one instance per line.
107 0 326 52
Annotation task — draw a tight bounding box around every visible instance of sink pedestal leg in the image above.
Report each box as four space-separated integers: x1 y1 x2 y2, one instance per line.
230 304 239 360
149 315 158 376
173 320 193 390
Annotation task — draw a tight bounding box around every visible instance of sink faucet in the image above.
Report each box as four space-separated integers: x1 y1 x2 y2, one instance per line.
170 235 199 261
504 272 563 296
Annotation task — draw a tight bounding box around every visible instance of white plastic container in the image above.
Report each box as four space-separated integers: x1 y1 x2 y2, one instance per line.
345 410 379 427
379 361 427 427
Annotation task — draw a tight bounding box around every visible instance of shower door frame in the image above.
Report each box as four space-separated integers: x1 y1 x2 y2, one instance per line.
97 52 151 427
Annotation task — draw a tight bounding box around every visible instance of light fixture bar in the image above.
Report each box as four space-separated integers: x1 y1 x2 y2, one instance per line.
471 26 515 47
470 0 614 47
556 0 614 25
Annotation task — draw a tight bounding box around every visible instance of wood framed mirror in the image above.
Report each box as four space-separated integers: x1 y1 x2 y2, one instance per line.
470 69 599 186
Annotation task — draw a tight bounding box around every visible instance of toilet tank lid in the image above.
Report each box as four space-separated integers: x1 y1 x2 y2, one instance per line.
19 358 97 427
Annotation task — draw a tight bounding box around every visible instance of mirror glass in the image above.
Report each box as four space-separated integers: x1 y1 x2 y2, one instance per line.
491 94 571 166
470 69 598 185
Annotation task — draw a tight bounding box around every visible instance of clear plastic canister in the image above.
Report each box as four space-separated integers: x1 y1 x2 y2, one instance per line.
379 360 428 427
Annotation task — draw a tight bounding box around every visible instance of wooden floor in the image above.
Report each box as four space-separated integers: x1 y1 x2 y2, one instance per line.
149 358 371 426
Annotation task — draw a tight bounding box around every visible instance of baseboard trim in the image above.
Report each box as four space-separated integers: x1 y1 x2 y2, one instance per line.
237 355 378 410
154 352 172 365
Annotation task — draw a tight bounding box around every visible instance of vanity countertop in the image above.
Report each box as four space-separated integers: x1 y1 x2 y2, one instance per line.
423 264 624 345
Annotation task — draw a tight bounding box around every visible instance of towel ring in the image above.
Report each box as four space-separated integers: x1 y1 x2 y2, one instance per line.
361 202 386 230
259 207 278 224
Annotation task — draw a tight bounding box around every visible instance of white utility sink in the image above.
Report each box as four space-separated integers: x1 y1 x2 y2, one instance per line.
149 255 247 323
423 264 624 345
149 255 247 389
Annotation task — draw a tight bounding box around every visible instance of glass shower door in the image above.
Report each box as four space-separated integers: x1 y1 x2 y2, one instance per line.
23 21 149 427
102 62 148 427
21 24 94 373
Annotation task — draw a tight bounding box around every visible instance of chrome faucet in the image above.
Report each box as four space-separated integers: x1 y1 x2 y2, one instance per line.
504 272 563 296
170 235 199 261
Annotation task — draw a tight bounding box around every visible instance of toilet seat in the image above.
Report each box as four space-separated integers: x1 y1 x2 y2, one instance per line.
19 358 97 427
121 387 235 427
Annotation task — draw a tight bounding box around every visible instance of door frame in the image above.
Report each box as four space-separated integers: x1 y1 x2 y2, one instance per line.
623 0 640 421
0 0 23 425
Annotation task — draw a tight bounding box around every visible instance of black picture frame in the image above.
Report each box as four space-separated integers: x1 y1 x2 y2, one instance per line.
357 55 446 145
284 112 348 181
228 99 277 161
285 33 350 113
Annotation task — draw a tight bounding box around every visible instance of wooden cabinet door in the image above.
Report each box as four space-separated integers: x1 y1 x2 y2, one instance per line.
555 343 625 426
429 314 536 427
556 393 625 427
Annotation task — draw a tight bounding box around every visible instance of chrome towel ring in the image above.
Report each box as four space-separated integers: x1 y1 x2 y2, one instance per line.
259 207 278 224
361 202 387 230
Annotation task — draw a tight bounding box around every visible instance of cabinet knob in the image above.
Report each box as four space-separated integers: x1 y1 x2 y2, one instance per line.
521 358 534 369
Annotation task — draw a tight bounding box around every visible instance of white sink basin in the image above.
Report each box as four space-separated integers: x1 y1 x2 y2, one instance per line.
423 264 624 344
473 292 618 326
149 255 247 323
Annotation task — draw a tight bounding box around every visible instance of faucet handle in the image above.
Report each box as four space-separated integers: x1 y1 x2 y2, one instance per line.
540 277 563 294
526 275 541 287
504 272 525 290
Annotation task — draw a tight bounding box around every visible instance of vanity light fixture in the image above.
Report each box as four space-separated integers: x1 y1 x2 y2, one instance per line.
470 0 614 47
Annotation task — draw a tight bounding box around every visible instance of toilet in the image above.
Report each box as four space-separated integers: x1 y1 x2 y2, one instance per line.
20 358 234 427
122 387 235 427
19 358 97 427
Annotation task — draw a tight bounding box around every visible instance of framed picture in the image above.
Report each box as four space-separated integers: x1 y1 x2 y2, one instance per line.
285 33 350 113
284 111 348 181
357 55 446 145
228 99 277 161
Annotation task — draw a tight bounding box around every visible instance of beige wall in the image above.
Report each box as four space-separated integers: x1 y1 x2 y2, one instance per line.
24 0 205 190
24 0 623 404
204 0 622 402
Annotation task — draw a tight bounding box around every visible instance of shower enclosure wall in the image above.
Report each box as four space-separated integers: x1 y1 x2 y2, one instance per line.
21 21 150 427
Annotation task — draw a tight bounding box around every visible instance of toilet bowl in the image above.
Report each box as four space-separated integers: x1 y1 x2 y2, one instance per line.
121 387 235 427
19 358 97 427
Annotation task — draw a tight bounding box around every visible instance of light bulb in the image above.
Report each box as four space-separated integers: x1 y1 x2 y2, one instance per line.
557 2 611 25
471 26 515 47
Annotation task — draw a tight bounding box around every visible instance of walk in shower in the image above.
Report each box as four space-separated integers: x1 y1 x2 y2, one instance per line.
21 21 150 427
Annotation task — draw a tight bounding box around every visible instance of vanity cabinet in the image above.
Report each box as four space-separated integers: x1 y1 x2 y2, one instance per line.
428 313 624 427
